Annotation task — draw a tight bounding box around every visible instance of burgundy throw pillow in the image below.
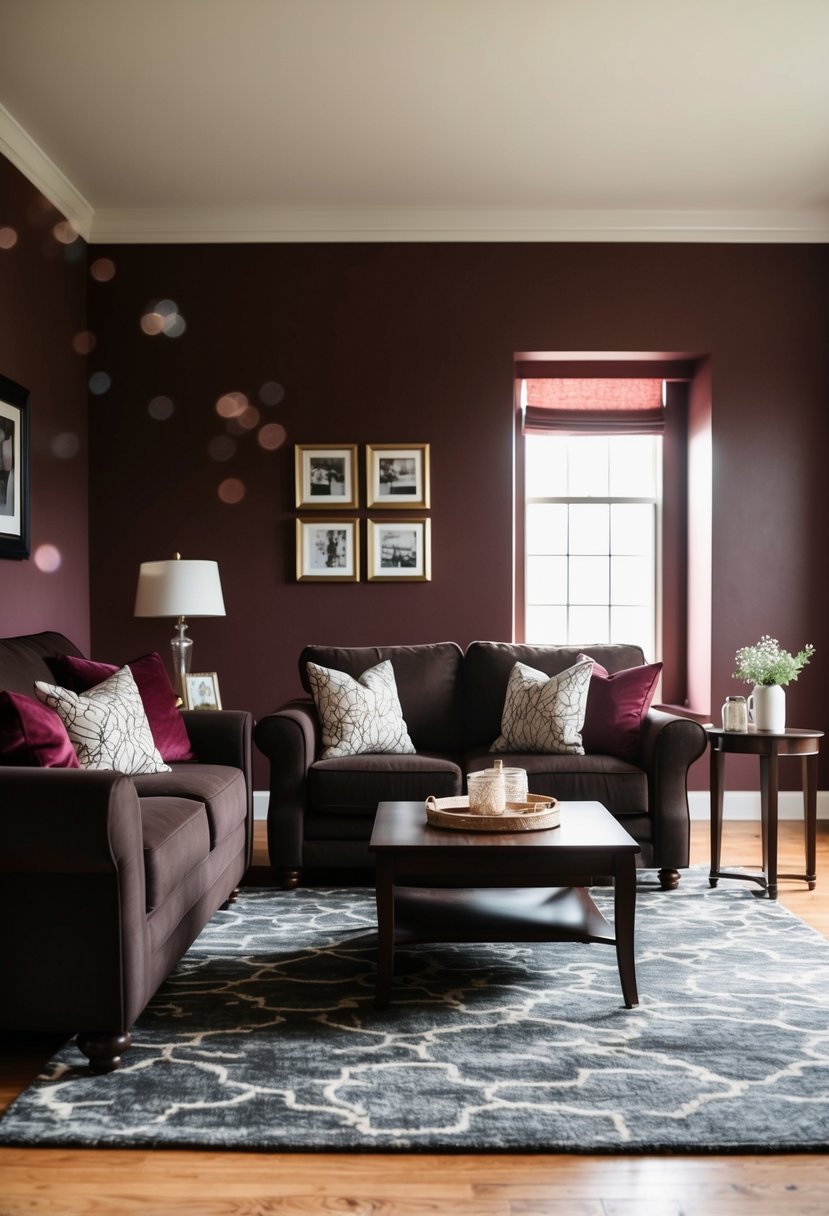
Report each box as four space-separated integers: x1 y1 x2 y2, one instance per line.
578 654 663 761
0 690 81 768
47 651 195 762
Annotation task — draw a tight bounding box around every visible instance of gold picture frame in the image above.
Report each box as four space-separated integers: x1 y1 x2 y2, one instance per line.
183 672 222 711
366 444 430 509
367 518 431 581
296 518 360 582
295 444 359 509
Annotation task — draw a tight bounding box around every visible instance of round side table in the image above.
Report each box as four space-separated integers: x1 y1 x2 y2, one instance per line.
707 726 823 899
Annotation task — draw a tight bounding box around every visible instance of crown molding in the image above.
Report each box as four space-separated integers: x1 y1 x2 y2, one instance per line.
89 205 829 244
0 104 93 240
3 114 828 246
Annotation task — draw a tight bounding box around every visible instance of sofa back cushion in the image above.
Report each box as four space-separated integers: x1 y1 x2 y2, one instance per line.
463 641 646 752
300 642 464 754
0 632 83 695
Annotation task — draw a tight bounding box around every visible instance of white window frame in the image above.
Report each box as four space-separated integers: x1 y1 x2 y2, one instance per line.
523 433 663 660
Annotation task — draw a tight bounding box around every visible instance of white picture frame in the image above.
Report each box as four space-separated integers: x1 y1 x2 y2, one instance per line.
183 672 222 711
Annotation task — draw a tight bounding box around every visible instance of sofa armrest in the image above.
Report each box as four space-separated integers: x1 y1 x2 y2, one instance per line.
639 709 708 869
0 767 151 1031
253 699 320 874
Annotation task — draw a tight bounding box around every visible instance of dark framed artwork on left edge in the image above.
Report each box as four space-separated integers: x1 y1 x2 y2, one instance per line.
0 373 30 559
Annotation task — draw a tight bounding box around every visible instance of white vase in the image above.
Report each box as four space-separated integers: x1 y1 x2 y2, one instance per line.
748 683 786 732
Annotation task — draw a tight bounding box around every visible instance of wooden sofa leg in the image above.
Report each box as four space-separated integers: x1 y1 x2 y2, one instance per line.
220 887 240 909
77 1031 132 1073
277 867 301 890
658 868 680 891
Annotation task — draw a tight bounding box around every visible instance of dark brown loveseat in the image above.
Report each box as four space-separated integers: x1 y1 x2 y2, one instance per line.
254 641 707 891
0 631 252 1072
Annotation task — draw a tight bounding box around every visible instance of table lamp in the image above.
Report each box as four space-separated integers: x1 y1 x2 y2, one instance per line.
134 553 226 696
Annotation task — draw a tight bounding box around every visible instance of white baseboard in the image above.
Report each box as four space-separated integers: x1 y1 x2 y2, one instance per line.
256 790 829 822
689 790 829 820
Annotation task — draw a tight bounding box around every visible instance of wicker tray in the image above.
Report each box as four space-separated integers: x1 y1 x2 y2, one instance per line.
425 793 560 833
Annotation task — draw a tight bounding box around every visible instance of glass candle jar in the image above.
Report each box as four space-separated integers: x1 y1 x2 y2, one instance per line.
467 768 506 815
501 766 529 804
722 695 748 732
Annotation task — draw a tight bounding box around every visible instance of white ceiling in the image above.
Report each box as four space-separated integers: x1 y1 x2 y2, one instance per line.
2 0 829 243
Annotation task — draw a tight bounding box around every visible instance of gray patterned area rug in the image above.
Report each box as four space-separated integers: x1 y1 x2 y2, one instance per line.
2 872 829 1153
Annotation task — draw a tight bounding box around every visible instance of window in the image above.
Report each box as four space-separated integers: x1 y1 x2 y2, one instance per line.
524 432 661 659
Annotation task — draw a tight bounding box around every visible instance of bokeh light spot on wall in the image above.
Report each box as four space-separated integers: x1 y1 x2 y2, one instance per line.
257 423 287 450
208 435 237 462
148 395 175 421
0 227 18 250
90 257 116 282
89 371 112 395
50 432 80 459
259 381 285 406
34 544 62 573
216 392 248 419
236 405 261 431
140 311 165 336
141 299 186 339
218 478 246 504
72 330 96 355
53 220 79 245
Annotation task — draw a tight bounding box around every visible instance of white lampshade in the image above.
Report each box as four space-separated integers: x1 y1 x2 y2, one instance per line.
134 559 226 618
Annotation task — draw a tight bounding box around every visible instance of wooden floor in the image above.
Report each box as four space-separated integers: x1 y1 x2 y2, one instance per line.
2 819 829 1215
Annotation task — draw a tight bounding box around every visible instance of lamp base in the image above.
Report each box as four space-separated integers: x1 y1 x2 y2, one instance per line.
171 618 193 701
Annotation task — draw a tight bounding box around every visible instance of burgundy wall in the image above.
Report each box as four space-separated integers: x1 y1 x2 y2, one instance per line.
85 241 829 789
0 156 90 648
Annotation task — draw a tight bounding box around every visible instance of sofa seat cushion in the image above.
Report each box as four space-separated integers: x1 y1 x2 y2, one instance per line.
308 752 461 814
465 750 649 817
140 796 211 912
133 765 246 848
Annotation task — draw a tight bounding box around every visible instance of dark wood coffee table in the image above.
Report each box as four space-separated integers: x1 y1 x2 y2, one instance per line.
369 799 641 1010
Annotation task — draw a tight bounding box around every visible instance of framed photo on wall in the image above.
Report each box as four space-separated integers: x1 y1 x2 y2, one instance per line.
366 444 430 509
0 373 30 559
367 518 431 581
296 518 360 582
183 672 222 711
295 444 359 509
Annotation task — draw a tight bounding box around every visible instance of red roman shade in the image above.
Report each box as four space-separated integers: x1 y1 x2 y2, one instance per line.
522 378 666 435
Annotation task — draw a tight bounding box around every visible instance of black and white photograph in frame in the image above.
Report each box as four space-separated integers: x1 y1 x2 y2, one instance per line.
367 518 431 581
183 672 222 711
366 444 430 509
295 444 359 509
0 373 30 559
296 518 359 582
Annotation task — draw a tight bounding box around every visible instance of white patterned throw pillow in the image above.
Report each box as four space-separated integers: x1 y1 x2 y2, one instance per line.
34 666 171 774
490 660 593 755
306 659 416 759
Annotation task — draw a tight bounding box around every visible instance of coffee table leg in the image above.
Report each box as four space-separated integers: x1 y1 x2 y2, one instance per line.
614 853 639 1008
374 856 395 1009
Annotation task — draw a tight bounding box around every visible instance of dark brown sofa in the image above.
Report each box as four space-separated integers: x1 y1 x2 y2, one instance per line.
0 631 252 1072
254 641 707 892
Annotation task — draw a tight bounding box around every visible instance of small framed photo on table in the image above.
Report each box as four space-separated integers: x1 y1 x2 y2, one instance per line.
296 518 360 581
366 444 430 509
367 518 431 581
183 672 222 711
295 444 359 509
